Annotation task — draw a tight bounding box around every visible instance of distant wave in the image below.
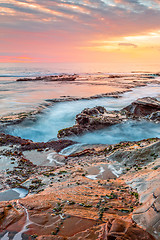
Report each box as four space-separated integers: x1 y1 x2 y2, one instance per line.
0 73 59 78
0 74 30 77
0 75 18 77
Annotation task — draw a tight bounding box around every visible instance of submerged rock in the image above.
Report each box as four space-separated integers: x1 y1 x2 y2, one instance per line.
57 97 160 138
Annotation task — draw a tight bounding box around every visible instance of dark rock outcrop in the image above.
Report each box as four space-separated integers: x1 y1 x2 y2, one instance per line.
57 106 125 138
17 75 77 82
76 106 122 126
123 97 160 117
0 133 75 152
57 97 160 138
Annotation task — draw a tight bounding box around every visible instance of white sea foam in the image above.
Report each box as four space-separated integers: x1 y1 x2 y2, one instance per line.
59 143 85 156
86 174 98 180
47 152 64 165
108 164 123 177
86 166 105 180
1 232 9 240
99 166 105 175
70 120 160 145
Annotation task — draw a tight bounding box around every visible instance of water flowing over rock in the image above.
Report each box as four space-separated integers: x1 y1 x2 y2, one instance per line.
57 97 160 138
149 111 160 122
57 106 125 138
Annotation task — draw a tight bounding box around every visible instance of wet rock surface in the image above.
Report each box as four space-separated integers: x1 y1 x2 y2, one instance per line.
106 139 160 173
0 103 52 126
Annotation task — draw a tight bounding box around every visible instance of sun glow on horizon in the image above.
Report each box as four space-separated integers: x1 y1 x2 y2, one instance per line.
0 0 160 64
82 30 160 54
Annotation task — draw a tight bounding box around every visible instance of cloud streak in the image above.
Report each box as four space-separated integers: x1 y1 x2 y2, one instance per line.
119 42 138 48
0 0 160 63
1 0 160 33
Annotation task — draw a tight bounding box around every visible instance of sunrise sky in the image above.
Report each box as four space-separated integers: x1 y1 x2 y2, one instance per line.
0 0 160 63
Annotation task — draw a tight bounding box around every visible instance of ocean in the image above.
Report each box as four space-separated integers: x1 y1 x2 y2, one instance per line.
0 62 160 116
0 62 160 145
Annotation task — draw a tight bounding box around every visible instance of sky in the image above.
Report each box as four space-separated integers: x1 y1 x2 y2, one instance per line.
0 0 160 64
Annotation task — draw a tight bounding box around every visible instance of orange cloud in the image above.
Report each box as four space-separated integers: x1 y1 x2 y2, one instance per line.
0 0 160 65
0 55 37 63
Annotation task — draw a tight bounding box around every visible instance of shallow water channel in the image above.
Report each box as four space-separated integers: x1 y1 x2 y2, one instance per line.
6 84 160 144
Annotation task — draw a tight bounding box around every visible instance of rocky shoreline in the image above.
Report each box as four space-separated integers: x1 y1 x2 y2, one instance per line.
1 72 160 126
57 97 160 138
0 73 160 239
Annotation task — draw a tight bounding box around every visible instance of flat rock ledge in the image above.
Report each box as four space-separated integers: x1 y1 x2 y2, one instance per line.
16 74 77 82
57 97 160 138
0 133 75 152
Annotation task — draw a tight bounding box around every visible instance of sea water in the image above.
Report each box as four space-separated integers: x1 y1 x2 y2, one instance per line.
1 62 160 116
1 62 160 145
5 84 160 144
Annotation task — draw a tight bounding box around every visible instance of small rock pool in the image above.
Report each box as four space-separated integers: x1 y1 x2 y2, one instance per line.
0 188 28 202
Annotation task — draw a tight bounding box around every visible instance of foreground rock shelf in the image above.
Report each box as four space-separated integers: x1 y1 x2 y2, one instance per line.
0 132 159 239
